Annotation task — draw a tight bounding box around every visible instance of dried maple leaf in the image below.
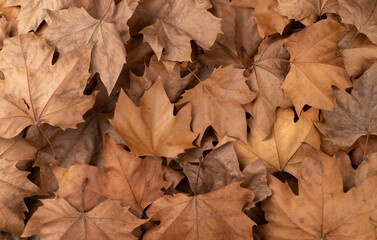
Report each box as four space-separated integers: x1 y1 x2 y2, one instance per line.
184 141 271 203
199 0 261 68
6 0 63 34
111 78 198 158
0 16 10 49
51 135 170 215
128 61 195 104
60 0 139 44
247 35 292 136
336 151 377 190
25 109 110 193
44 2 132 93
183 141 244 194
101 134 169 214
260 146 377 239
22 197 147 239
144 182 255 240
230 0 290 38
173 130 217 166
0 158 39 236
0 133 37 170
315 62 377 148
141 0 222 61
234 108 320 175
281 19 351 112
338 27 377 79
277 0 338 23
0 33 95 139
176 65 256 143
0 0 20 21
338 0 377 45
51 162 109 212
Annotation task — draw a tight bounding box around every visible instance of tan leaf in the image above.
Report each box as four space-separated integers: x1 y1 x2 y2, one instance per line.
128 61 195 104
281 19 351 112
277 0 338 22
162 165 184 191
184 141 271 203
23 109 111 194
22 197 147 240
6 0 62 34
51 162 110 213
111 78 198 158
101 134 170 214
0 158 39 236
0 133 37 169
173 131 217 166
315 62 377 148
338 0 377 45
0 0 20 21
260 146 377 239
199 0 261 68
141 0 222 61
0 33 95 139
183 141 244 195
234 108 320 175
230 0 290 38
144 182 255 240
176 65 256 143
0 16 10 49
336 151 377 190
44 5 130 93
60 0 139 44
247 35 292 136
338 27 377 79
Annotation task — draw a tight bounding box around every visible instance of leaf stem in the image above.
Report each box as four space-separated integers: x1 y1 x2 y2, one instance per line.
194 156 203 196
36 124 57 159
363 133 370 161
81 177 89 213
337 30 359 57
145 156 157 187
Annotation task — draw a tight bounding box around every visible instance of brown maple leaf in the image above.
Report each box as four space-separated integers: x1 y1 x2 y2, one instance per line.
101 134 170 215
0 133 37 169
315 63 377 150
60 0 139 44
51 162 109 212
176 65 256 143
184 141 271 203
128 61 195 104
281 19 351 112
25 108 111 193
336 151 377 190
0 33 95 139
22 197 147 239
111 78 198 158
0 158 39 236
338 0 377 45
260 145 377 239
234 108 320 175
0 16 10 49
144 182 255 240
277 0 338 23
141 0 222 61
338 27 377 79
199 0 261 68
6 0 63 34
230 0 290 38
246 35 292 136
51 134 170 215
44 1 133 93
